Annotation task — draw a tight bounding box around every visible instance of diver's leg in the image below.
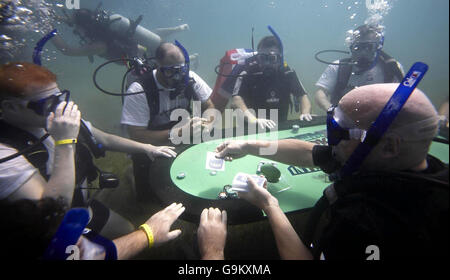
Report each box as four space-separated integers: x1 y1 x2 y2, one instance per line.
87 199 135 240
131 153 153 203
189 53 199 70
152 24 190 37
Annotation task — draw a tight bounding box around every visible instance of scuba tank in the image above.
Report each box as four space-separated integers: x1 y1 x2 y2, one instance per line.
108 14 162 55
211 48 256 112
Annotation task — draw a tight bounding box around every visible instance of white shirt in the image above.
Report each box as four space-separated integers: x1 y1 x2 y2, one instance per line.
121 70 212 128
0 127 54 199
0 121 93 200
316 60 404 97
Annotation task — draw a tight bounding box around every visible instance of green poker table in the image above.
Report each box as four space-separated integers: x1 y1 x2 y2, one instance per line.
147 117 449 225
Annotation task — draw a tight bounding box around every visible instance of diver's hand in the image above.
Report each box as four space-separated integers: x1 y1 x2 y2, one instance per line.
250 118 277 130
144 145 177 161
299 114 313 122
197 208 227 260
173 117 208 138
46 101 81 141
144 203 185 247
237 176 279 212
178 24 190 31
215 140 249 161
191 117 209 139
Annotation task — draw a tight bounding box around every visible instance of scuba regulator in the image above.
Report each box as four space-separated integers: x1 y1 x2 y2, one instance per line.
214 25 286 79
92 40 192 101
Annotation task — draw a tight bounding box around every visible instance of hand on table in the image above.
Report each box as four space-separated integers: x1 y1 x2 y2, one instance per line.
174 117 209 139
144 145 177 161
237 176 279 212
250 118 277 130
215 140 249 161
197 207 227 260
299 113 313 122
144 202 185 247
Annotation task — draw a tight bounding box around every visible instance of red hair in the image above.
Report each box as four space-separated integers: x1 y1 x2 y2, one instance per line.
0 62 57 100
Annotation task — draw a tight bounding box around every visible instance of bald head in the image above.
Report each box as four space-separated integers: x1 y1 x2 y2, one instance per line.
155 42 184 66
339 83 438 131
335 83 439 171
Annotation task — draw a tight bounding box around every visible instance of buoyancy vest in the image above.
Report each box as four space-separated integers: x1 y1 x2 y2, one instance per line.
0 120 100 207
138 72 198 131
240 65 305 122
303 157 449 259
331 51 404 105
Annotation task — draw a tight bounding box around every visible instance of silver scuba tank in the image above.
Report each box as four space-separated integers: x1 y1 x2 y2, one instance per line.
108 14 161 54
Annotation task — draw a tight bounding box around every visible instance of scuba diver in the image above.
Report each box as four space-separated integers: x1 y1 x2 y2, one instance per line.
215 79 448 259
120 41 216 201
216 26 312 128
51 5 193 64
0 61 177 240
314 24 405 113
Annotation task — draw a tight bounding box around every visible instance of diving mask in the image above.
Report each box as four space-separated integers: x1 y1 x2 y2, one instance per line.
160 63 189 81
26 88 71 117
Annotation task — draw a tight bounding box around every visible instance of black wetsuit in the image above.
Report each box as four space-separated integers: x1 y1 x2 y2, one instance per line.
224 65 307 122
0 120 111 234
304 145 449 259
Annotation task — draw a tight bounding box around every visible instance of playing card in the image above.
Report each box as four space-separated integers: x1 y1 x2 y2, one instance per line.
231 173 266 192
205 152 225 171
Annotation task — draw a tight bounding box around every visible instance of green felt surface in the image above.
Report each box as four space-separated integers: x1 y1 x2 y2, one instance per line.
170 125 449 214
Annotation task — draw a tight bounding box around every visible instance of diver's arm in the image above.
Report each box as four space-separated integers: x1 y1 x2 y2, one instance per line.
113 229 148 260
114 202 184 260
7 143 76 203
201 98 217 123
216 138 316 167
239 178 313 260
152 24 189 37
264 203 313 260
231 95 257 122
300 94 312 115
90 126 176 159
52 35 107 57
247 139 316 167
314 88 332 113
127 125 173 146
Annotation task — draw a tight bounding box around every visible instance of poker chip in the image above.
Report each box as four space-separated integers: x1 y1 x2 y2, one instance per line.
261 164 281 183
292 125 300 132
177 172 186 179
210 171 217 176
217 192 228 200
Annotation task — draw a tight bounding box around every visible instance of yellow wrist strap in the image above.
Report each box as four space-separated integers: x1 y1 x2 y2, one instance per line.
139 224 154 249
55 139 77 146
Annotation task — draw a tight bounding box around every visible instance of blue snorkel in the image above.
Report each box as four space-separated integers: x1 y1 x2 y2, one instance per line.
43 208 118 260
43 208 89 260
332 62 429 181
267 25 285 69
174 40 190 88
32 29 58 66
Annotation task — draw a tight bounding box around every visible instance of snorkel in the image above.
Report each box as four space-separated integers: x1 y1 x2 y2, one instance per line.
329 62 429 181
174 39 190 89
32 29 58 66
43 208 117 260
267 25 285 70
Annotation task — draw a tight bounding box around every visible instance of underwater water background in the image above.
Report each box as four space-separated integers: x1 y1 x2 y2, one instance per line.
1 0 448 260
28 0 448 134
